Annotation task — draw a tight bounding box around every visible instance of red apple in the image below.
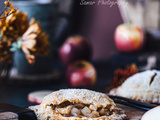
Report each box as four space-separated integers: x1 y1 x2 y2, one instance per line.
66 60 96 88
114 23 144 52
59 36 92 66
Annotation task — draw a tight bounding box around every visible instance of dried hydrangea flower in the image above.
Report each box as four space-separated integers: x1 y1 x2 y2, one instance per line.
21 18 49 64
0 37 12 63
0 11 29 42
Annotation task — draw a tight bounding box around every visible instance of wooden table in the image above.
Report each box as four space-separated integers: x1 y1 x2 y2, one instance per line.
118 104 146 120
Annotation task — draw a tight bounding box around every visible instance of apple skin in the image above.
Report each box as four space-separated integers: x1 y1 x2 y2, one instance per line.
59 36 92 66
114 23 144 52
141 106 160 120
66 60 96 88
28 90 53 104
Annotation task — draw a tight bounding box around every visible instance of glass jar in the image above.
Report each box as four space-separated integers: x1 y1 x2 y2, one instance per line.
11 0 57 75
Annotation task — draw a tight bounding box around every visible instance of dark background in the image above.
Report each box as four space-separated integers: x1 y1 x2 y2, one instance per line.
0 0 122 61
1 0 160 110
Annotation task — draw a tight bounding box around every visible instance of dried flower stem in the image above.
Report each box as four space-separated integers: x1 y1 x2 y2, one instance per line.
0 0 18 19
0 0 10 17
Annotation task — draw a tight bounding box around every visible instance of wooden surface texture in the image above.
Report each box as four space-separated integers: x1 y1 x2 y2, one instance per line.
118 104 146 120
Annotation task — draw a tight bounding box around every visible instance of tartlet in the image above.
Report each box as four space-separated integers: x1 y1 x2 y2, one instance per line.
110 70 160 104
30 89 128 120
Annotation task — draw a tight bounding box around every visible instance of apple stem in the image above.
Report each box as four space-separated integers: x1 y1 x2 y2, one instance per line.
75 62 85 68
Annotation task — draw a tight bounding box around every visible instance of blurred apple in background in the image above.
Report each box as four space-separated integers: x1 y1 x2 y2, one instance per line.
66 60 96 88
114 23 144 52
59 36 92 66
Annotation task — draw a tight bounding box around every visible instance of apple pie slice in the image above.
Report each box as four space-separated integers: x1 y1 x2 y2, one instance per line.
110 70 160 104
30 89 128 120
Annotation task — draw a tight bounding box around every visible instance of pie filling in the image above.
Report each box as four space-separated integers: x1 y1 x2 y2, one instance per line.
47 101 117 118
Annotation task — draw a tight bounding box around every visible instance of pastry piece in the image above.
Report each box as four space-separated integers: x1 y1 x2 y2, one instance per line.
141 106 160 120
30 89 128 120
109 70 160 104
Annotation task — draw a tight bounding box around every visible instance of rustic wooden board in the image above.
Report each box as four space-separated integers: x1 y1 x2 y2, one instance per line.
117 104 146 120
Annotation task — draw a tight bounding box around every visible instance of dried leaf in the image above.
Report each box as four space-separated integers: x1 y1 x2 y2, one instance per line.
9 7 17 13
8 3 13 8
4 1 9 6
4 11 9 16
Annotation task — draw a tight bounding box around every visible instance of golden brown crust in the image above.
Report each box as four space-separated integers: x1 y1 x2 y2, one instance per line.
42 89 116 109
109 70 160 104
30 89 128 120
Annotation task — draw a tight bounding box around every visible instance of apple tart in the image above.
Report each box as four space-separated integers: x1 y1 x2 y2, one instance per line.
30 89 128 120
109 70 160 104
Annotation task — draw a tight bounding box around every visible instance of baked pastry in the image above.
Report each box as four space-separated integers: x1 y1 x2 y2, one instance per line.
30 89 128 120
109 70 160 104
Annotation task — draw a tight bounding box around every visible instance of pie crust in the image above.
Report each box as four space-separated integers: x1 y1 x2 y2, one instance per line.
109 70 160 104
30 89 128 120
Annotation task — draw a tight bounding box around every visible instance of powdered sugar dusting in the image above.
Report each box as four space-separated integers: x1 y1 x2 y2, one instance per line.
42 89 115 109
29 89 128 120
